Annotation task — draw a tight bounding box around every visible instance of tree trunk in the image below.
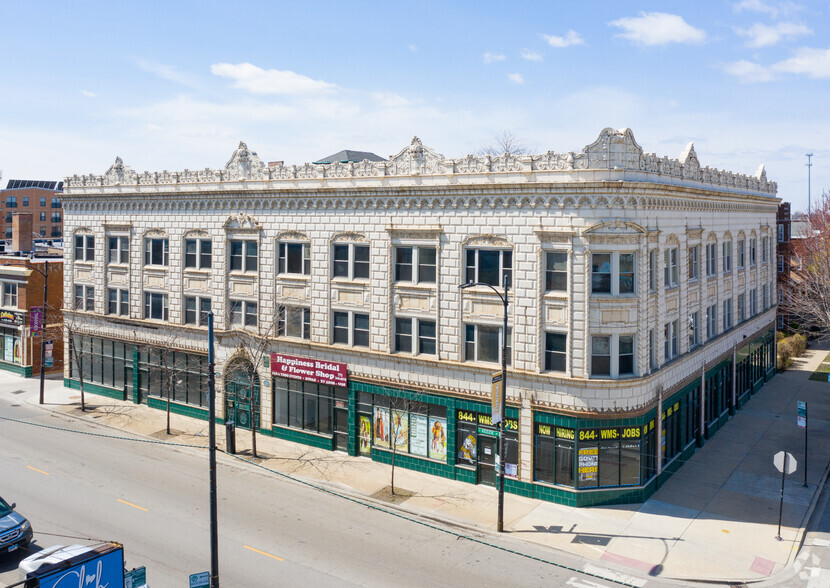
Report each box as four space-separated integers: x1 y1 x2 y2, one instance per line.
166 376 172 435
250 394 257 458
70 336 86 412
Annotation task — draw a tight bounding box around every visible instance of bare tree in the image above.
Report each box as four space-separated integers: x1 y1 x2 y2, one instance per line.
784 192 830 335
478 130 530 157
137 333 189 435
63 297 96 412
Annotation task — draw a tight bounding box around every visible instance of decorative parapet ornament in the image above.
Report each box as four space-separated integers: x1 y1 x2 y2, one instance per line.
64 128 778 196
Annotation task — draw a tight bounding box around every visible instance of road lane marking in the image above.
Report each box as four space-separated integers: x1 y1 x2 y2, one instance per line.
27 465 49 475
117 499 148 512
243 545 284 561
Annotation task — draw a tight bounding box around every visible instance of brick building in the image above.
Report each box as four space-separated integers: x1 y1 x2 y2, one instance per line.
0 179 64 242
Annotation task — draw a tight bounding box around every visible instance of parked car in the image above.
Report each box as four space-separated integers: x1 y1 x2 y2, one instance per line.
0 496 33 555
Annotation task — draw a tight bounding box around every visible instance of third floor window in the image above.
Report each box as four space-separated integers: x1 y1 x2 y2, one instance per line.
278 242 310 275
74 234 94 262
229 240 258 272
108 236 129 264
185 239 212 270
465 248 511 287
144 238 169 266
592 252 635 295
333 243 369 280
545 251 567 292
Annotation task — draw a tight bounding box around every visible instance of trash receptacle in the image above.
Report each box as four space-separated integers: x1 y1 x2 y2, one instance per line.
225 420 236 454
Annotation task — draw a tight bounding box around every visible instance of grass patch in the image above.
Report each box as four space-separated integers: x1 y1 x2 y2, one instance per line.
809 353 830 381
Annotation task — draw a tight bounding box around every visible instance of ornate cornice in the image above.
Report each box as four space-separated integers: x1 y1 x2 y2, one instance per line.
65 128 778 197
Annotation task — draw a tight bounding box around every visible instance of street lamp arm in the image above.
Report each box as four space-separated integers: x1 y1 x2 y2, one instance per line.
458 280 508 305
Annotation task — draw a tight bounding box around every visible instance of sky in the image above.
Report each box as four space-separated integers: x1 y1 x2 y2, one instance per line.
0 0 827 211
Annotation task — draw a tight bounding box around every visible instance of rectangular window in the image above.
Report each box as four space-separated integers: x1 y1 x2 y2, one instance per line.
763 284 768 309
750 289 758 315
465 248 511 287
394 317 436 355
40 197 46 207
545 332 567 372
465 324 511 365
144 238 169 266
229 300 257 328
738 239 745 268
591 336 611 376
279 242 311 275
664 248 678 287
108 236 129 264
762 237 768 263
184 296 211 326
778 255 785 273
545 251 567 292
688 245 699 281
649 328 656 370
4 213 11 223
144 292 169 320
22 197 28 207
51 212 61 223
750 238 757 266
74 234 95 261
39 212 46 222
39 227 45 237
591 253 611 293
619 335 634 375
272 376 340 435
738 293 746 321
2 282 18 307
278 305 311 339
706 243 717 277
51 198 61 208
649 250 656 292
395 246 436 284
332 311 370 347
707 304 718 338
619 253 634 294
107 288 129 316
723 241 732 273
664 321 678 361
723 299 733 330
229 240 258 272
333 243 370 280
778 224 784 242
689 312 699 347
5 197 16 208
185 239 212 269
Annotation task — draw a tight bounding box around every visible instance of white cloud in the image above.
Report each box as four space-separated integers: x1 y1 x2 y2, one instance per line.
735 22 811 47
80 90 96 98
508 73 524 84
722 59 777 82
136 60 198 87
772 47 830 78
733 0 801 19
609 12 706 46
408 44 417 52
211 62 337 95
483 52 506 64
521 49 543 62
371 92 411 108
542 31 584 48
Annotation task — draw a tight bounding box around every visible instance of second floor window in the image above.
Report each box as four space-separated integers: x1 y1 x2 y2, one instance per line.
592 252 635 294
664 321 678 361
278 305 311 339
229 299 257 327
395 317 436 355
39 197 46 207
333 244 370 280
723 242 732 273
738 239 745 268
184 296 211 326
144 292 168 320
706 243 717 277
74 234 94 261
108 236 129 264
545 251 567 292
229 240 257 272
465 248 511 287
738 293 746 321
185 239 212 269
75 285 94 312
2 282 17 307
333 311 369 347
706 304 718 338
750 289 758 315
144 238 169 266
688 245 699 281
750 239 757 265
689 312 700 347
465 323 511 365
395 246 436 284
107 288 129 316
545 332 567 372
724 298 733 330
762 237 769 263
278 242 311 275
51 212 61 223
22 197 28 207
664 248 678 288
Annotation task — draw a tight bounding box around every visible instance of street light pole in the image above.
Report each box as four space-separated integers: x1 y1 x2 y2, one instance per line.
207 312 219 588
38 259 47 405
459 275 510 532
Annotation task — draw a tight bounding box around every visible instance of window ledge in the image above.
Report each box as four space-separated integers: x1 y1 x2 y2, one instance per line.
331 277 370 285
277 273 311 281
143 265 169 270
184 268 212 274
107 263 129 269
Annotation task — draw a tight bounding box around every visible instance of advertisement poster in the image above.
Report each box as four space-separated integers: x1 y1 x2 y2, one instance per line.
578 446 599 483
373 407 390 448
409 414 428 456
429 417 447 461
13 339 21 364
4 335 12 362
358 415 372 454
391 409 409 452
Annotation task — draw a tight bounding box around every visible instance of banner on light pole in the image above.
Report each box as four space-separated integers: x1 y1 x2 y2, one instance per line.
491 372 503 425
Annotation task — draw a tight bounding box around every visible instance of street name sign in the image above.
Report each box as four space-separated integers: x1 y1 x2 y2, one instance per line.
190 571 210 587
797 400 807 428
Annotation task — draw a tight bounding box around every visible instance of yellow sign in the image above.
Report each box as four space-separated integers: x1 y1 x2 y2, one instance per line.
491 372 503 425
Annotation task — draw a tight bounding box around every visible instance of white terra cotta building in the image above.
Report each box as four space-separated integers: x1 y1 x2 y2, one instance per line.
62 128 778 506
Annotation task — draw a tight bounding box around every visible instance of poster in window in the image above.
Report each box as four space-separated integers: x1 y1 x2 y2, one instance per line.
358 415 372 455
13 338 20 364
457 432 476 465
4 335 12 362
428 417 447 461
577 446 598 484
373 406 390 448
410 414 428 456
391 409 409 451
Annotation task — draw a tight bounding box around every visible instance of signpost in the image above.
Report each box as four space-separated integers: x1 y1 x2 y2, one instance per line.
797 400 808 487
124 566 147 588
773 451 797 540
190 571 210 588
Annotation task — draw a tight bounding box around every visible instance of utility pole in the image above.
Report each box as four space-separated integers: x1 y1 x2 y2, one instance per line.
806 153 814 214
208 312 219 588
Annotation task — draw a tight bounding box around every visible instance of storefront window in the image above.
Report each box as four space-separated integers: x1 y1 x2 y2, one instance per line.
366 396 446 462
0 327 21 364
273 376 336 435
554 429 575 487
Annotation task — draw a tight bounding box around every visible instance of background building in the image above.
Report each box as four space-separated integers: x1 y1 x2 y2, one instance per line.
0 179 64 244
62 129 778 506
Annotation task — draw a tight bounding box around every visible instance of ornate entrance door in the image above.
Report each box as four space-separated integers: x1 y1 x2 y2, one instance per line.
224 367 260 430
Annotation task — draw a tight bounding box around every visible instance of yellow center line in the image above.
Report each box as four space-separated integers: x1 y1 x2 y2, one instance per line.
27 465 49 475
243 545 284 561
117 499 148 512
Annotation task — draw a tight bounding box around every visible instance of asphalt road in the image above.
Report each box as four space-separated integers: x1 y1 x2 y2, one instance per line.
0 395 667 587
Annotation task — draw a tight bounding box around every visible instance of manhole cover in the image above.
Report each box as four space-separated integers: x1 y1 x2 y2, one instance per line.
572 534 611 546
10 404 20 407
11 390 25 395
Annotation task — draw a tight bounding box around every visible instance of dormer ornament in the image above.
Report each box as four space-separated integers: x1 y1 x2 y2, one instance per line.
224 141 267 181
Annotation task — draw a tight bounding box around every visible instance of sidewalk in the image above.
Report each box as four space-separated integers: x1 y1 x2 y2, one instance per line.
3 345 830 585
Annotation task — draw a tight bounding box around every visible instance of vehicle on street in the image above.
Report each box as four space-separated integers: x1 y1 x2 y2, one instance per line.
0 496 33 555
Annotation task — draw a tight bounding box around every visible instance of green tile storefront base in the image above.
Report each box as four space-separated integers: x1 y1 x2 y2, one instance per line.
146 397 208 421
371 449 454 480
265 426 335 451
0 362 33 377
64 378 125 401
